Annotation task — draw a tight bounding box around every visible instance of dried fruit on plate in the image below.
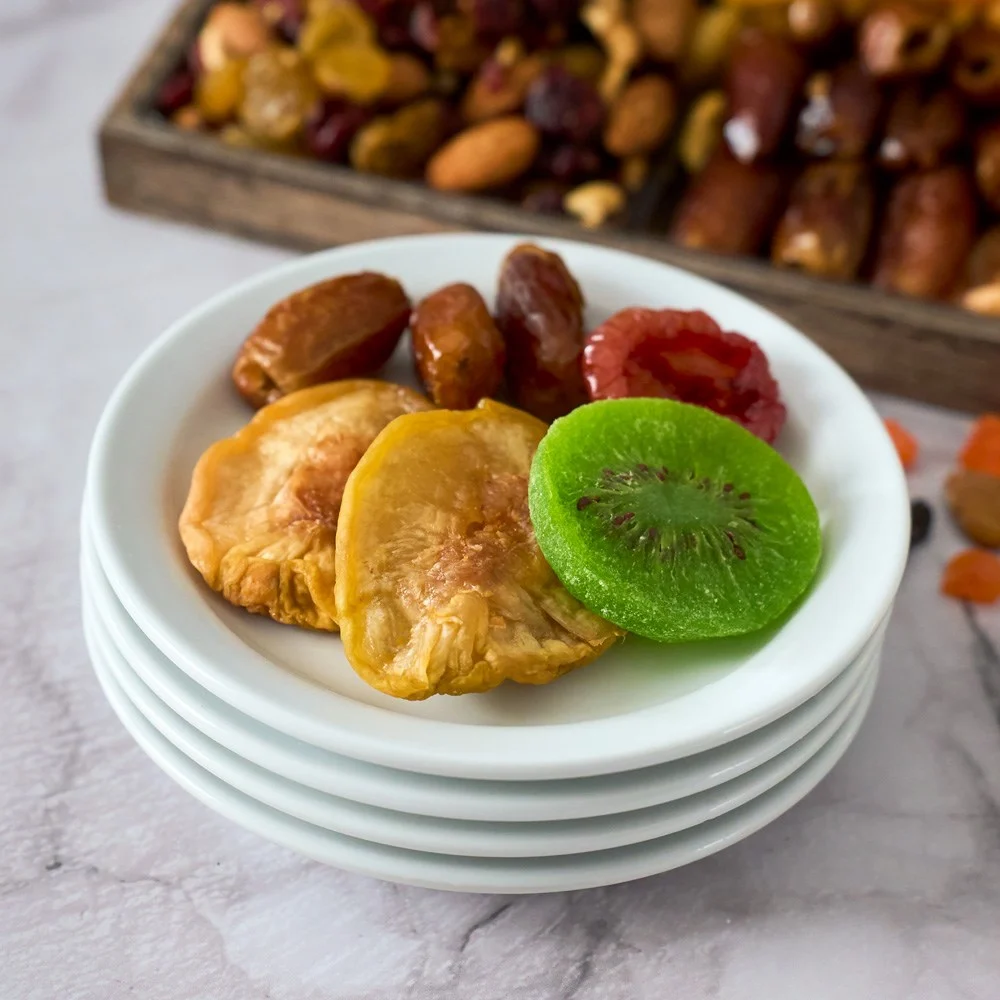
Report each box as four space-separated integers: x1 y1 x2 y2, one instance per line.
771 161 874 280
883 417 918 469
946 470 1000 548
179 380 432 630
960 414 1000 476
941 549 1000 603
528 398 821 642
583 307 786 444
411 283 506 408
872 167 977 300
334 399 621 699
232 272 411 407
495 243 588 421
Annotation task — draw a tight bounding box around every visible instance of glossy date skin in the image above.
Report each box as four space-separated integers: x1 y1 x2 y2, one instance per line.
232 272 411 407
494 243 587 422
877 84 966 171
411 283 506 408
796 61 884 160
872 166 977 300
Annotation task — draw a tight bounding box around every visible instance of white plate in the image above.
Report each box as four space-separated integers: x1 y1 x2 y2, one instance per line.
87 234 909 780
85 611 878 893
83 509 884 823
86 593 880 858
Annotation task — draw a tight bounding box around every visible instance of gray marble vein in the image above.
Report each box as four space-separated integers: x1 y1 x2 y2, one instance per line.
2 1 1000 997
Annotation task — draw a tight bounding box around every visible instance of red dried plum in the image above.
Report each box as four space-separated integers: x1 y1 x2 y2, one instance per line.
583 307 787 443
525 67 605 143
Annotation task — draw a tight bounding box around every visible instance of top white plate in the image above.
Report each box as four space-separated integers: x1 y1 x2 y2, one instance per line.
87 234 909 780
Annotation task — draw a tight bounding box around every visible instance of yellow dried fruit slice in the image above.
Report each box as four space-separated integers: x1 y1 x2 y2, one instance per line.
335 399 622 699
179 380 432 630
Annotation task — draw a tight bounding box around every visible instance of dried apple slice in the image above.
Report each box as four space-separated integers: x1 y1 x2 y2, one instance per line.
179 380 432 630
335 399 621 699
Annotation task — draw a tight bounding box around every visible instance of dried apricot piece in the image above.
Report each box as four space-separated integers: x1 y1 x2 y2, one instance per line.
334 399 621 699
946 470 1000 548
884 417 919 470
583 308 786 444
179 381 433 630
941 549 1000 604
960 414 1000 476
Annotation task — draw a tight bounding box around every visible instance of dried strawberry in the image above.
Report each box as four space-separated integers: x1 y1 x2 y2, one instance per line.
583 307 786 443
941 549 1000 604
960 414 1000 477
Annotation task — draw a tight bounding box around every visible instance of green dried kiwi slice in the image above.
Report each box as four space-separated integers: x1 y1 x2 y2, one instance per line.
528 398 822 642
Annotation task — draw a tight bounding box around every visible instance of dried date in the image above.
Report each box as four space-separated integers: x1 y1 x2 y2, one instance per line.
232 273 412 407
877 84 966 171
411 283 506 408
494 243 587 421
796 62 884 159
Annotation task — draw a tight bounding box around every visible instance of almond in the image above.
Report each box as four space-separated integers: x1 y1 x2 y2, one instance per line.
382 53 432 107
426 117 540 192
603 74 677 158
198 2 271 73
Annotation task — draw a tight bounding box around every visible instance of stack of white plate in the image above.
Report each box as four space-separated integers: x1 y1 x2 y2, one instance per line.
81 234 909 893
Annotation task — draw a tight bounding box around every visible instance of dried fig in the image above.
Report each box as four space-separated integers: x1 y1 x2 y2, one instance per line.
877 84 966 171
772 162 874 279
232 272 412 407
411 283 506 408
602 74 677 158
495 243 587 421
976 121 1000 212
179 380 432 630
946 470 1000 548
670 147 785 256
723 29 807 163
872 167 977 300
426 116 540 191
858 1 952 78
796 62 884 159
954 29 1000 105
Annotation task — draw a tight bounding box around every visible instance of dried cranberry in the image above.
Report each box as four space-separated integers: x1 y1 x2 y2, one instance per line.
358 0 412 48
305 101 372 162
156 68 195 116
583 308 787 443
525 67 604 143
521 184 568 214
468 0 525 37
538 143 603 182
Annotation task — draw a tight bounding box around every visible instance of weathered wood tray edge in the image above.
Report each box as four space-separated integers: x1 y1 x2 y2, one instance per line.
99 0 1000 412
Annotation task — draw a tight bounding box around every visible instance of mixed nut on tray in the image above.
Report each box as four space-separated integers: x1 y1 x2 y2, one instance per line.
155 0 1000 314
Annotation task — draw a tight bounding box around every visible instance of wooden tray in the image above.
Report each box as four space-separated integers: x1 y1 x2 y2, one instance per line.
99 0 1000 413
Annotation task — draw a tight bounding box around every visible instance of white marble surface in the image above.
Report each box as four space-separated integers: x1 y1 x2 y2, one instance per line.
2 2 1000 997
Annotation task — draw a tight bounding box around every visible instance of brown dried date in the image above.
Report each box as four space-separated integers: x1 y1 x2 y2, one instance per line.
858 2 952 79
669 148 785 256
975 121 1000 211
411 283 506 408
796 62 884 159
723 29 807 163
494 244 587 421
872 166 977 300
878 84 966 171
232 273 411 407
771 162 874 279
954 30 1000 106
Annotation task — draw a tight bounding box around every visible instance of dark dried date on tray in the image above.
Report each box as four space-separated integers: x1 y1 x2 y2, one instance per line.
772 162 874 280
877 84 966 171
232 273 411 407
723 29 806 163
495 244 587 421
872 167 977 300
796 62 884 160
669 148 785 256
411 283 506 409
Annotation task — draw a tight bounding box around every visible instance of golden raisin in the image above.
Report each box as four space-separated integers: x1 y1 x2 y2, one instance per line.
240 48 319 142
313 44 392 104
298 4 375 58
195 59 246 124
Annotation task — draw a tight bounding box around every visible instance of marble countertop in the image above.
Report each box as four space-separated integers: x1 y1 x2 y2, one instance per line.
2 2 1000 997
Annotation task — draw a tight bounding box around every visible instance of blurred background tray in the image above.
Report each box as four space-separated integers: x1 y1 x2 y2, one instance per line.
99 0 1000 412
